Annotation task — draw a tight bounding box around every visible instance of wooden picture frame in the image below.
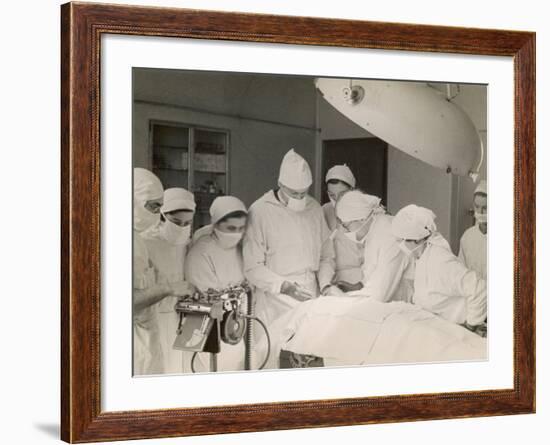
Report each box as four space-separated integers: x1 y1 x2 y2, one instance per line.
61 2 535 442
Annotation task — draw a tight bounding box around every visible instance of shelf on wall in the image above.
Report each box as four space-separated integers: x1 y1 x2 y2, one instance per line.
150 121 230 229
154 144 189 150
154 167 189 172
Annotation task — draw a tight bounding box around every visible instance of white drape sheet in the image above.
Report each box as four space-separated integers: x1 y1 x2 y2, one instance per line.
256 296 487 369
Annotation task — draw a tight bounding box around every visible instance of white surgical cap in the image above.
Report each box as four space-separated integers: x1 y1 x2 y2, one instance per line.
134 168 163 205
392 204 437 240
336 190 381 223
278 149 312 190
326 164 356 188
210 196 248 225
474 179 487 196
161 187 196 213
133 168 164 232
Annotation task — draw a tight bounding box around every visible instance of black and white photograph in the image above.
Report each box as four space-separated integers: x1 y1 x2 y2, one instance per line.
132 69 488 376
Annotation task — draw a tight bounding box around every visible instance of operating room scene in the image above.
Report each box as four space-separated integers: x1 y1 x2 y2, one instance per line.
132 68 488 376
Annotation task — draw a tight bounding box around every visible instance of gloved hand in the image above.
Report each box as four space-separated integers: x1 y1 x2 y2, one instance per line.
280 281 312 302
321 285 346 296
475 324 488 338
335 280 363 292
463 322 487 338
168 280 195 298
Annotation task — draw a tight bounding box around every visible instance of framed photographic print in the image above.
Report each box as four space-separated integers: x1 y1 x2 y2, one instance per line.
61 2 535 442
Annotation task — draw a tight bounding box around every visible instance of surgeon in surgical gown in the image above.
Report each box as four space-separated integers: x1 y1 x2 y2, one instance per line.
333 190 403 300
243 149 338 352
321 164 363 284
392 204 487 334
141 187 196 374
185 196 249 372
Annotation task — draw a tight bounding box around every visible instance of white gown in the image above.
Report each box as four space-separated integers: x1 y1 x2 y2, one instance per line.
344 213 412 304
458 225 487 279
322 202 364 284
413 234 487 326
243 190 335 364
141 224 188 374
133 231 164 376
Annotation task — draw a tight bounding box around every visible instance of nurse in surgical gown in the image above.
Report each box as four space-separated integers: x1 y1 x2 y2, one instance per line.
141 187 196 374
458 180 487 280
185 196 249 372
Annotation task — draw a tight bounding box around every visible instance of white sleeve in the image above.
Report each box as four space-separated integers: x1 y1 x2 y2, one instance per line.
364 242 410 302
463 272 487 326
242 208 286 295
184 246 218 292
444 256 487 325
458 236 467 265
318 212 336 291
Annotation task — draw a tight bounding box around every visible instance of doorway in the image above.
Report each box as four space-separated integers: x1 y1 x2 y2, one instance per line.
321 137 388 206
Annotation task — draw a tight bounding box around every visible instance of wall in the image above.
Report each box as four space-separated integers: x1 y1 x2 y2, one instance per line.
134 71 485 249
422 83 487 252
387 147 454 239
452 85 488 252
133 69 317 207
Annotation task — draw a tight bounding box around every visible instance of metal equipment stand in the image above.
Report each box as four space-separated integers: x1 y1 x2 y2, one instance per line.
244 290 254 370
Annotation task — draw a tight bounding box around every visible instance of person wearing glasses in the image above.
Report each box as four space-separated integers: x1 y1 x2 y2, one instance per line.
391 204 487 336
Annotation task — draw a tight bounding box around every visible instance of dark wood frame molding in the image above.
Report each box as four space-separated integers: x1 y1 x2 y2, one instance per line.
61 2 536 442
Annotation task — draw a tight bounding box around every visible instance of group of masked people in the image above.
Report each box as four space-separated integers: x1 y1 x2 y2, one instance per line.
133 148 488 375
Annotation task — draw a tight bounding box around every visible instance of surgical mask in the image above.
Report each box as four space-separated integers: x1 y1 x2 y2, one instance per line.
134 203 160 232
282 190 307 212
160 217 191 245
342 213 373 244
475 212 487 224
343 220 369 244
214 228 243 249
399 240 424 258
